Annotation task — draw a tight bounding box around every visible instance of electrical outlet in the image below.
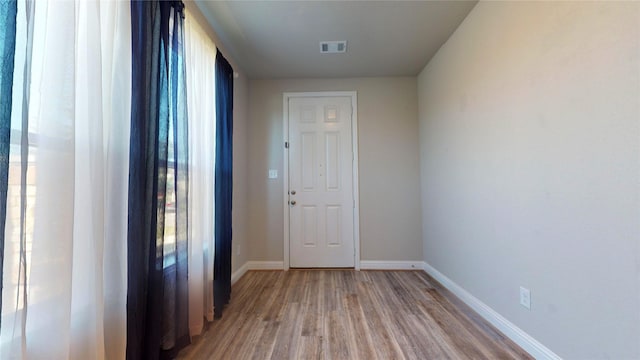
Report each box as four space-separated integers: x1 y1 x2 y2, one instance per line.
520 286 531 310
268 169 278 179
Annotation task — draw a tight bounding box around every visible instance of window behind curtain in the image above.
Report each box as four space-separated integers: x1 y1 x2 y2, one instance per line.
184 7 217 336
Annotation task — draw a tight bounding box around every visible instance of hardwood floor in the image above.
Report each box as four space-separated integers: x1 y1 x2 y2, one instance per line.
177 270 532 360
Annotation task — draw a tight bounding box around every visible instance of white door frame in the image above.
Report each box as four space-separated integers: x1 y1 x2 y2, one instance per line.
283 91 360 271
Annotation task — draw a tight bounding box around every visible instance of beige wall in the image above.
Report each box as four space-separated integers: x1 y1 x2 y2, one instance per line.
232 74 250 272
418 2 640 358
185 2 251 273
248 77 423 263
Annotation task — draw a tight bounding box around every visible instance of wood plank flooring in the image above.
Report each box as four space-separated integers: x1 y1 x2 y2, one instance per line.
177 270 532 360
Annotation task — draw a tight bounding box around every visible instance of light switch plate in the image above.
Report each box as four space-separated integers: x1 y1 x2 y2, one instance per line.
268 169 278 179
520 286 531 310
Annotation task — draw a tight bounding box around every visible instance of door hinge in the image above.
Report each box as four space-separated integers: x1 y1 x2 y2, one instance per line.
285 141 289 149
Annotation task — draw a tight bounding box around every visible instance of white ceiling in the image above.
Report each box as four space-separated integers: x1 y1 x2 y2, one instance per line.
196 1 477 79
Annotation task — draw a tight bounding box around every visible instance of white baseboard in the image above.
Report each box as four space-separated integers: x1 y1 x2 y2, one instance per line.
421 261 561 360
231 261 285 284
231 261 250 285
360 260 424 270
247 261 285 270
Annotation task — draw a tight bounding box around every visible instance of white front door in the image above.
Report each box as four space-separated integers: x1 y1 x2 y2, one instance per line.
288 96 355 268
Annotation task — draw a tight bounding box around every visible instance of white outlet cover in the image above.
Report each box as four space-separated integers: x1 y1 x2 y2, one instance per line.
268 169 278 179
520 286 531 310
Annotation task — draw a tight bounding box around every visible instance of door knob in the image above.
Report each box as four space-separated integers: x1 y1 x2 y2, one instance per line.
290 200 297 205
290 190 296 195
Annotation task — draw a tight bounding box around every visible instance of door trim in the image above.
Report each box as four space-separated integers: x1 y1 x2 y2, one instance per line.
283 91 360 271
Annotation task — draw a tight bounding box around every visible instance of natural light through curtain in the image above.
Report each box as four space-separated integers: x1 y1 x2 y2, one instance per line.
0 1 131 358
184 9 217 337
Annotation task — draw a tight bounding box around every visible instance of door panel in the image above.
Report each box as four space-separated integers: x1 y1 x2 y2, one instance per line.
325 132 341 191
325 205 342 246
302 206 317 247
300 132 317 190
289 96 354 268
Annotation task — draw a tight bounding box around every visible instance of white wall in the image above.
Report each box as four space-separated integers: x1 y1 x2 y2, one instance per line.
418 2 640 358
248 77 423 264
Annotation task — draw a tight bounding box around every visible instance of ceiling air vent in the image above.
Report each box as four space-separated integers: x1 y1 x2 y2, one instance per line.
320 41 347 54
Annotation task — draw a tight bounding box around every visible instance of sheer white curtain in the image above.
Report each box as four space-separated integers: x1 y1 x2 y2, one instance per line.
184 10 217 337
0 0 131 359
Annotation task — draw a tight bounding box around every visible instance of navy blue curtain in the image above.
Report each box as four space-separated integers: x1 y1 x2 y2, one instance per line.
0 0 17 328
214 50 233 318
127 1 189 359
